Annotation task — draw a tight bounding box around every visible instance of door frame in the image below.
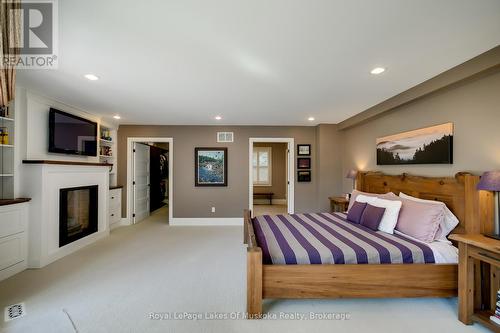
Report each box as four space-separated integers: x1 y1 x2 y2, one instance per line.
249 138 295 215
127 137 173 224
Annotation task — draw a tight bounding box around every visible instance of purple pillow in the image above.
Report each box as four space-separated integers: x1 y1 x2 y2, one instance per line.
346 201 367 224
395 198 444 243
360 204 386 231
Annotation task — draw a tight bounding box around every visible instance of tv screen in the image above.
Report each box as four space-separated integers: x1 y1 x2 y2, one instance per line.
49 108 98 156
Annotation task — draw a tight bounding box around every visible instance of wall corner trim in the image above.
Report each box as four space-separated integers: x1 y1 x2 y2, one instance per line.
169 217 243 226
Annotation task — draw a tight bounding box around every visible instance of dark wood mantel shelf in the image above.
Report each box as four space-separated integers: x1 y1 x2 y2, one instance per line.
23 160 113 167
0 198 31 206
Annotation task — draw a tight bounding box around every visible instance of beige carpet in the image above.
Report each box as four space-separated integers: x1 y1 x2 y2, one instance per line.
0 207 488 333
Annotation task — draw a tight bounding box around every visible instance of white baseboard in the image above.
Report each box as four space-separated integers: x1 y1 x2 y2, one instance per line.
170 217 243 226
253 199 287 205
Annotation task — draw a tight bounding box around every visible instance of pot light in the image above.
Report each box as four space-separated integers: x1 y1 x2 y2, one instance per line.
308 117 315 121
113 115 121 120
215 115 222 120
84 74 99 81
370 67 386 75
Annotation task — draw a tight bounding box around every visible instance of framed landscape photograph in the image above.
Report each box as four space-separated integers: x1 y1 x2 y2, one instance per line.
297 170 311 182
195 148 228 186
297 157 311 169
376 123 453 165
297 144 311 156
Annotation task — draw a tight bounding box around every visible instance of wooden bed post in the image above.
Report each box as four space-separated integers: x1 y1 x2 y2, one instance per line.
247 247 262 318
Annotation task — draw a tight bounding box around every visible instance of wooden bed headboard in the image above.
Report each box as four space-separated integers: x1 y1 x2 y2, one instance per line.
356 171 495 235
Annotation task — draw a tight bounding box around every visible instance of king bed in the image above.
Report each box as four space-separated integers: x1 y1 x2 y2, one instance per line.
244 171 494 317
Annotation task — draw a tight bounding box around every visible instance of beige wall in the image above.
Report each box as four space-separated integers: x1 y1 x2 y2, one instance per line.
253 143 287 200
341 70 500 192
118 126 343 218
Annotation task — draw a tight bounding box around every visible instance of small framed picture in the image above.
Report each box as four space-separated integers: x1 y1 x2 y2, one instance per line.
297 157 311 169
297 144 311 156
297 170 311 182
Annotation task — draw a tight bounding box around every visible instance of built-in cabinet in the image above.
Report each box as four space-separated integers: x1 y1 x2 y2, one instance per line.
109 187 122 230
0 202 29 282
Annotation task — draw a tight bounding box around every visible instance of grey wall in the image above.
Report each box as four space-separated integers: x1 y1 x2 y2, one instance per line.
341 70 500 192
253 142 287 200
118 126 343 218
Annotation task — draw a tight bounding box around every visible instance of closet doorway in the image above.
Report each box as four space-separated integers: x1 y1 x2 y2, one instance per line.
127 137 173 224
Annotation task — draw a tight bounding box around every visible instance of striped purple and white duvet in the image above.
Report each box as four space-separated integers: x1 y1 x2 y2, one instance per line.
252 212 435 265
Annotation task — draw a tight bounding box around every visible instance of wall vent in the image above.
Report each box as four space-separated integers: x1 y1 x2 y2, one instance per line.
217 132 234 143
5 303 26 322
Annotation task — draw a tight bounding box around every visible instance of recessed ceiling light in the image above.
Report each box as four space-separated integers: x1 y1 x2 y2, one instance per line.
84 74 99 81
113 115 121 120
215 115 222 120
370 67 386 75
308 117 315 121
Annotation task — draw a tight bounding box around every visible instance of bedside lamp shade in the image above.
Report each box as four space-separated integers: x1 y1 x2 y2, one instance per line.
477 171 500 240
477 171 500 191
346 170 358 180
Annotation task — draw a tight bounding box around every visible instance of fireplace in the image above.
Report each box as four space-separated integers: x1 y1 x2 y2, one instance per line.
59 185 98 247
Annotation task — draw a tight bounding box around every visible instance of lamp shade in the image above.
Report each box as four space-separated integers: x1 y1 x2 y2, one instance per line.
477 171 500 191
346 169 358 179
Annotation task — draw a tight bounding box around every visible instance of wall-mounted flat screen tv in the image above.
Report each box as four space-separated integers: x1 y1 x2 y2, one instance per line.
49 108 98 156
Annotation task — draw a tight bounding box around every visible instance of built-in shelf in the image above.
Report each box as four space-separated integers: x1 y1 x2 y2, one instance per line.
0 144 14 148
0 174 14 177
100 155 114 159
100 138 113 144
0 116 14 122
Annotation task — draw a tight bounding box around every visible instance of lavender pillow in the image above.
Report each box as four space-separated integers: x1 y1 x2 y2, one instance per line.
346 201 367 224
360 204 386 231
395 198 444 243
348 190 397 211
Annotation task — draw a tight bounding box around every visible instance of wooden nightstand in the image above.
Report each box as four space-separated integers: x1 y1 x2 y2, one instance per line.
329 196 349 213
449 234 500 331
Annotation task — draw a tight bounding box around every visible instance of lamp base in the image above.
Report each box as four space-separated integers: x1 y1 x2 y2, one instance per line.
484 233 500 241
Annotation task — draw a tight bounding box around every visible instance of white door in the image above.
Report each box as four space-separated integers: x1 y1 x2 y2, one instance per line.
133 143 150 223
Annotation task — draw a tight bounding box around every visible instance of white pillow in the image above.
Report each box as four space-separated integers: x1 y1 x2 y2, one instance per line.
355 194 378 205
399 192 459 240
370 198 402 234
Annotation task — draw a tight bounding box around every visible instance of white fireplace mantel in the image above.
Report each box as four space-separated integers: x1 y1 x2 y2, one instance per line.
21 161 110 268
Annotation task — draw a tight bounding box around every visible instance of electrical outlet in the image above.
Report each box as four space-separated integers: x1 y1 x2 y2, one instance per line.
211 207 216 213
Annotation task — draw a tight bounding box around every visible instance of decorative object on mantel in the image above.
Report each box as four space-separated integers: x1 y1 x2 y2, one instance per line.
297 144 311 156
346 169 358 196
377 122 453 165
195 148 228 187
477 170 500 240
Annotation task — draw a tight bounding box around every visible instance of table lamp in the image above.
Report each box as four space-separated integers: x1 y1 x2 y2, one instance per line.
477 171 500 240
346 170 358 195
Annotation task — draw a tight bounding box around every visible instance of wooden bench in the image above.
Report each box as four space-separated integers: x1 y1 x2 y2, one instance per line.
253 192 274 205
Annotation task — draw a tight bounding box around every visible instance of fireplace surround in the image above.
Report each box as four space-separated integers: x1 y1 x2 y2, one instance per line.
59 185 98 247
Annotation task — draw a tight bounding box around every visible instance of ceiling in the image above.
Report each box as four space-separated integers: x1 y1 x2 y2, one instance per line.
17 0 500 126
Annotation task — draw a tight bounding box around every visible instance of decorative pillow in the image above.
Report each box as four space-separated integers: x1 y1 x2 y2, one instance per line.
348 190 397 211
370 198 402 234
354 194 378 205
360 204 386 231
346 201 367 224
399 192 459 240
395 198 444 243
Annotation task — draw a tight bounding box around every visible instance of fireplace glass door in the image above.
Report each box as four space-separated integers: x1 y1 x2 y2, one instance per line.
60 185 98 247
